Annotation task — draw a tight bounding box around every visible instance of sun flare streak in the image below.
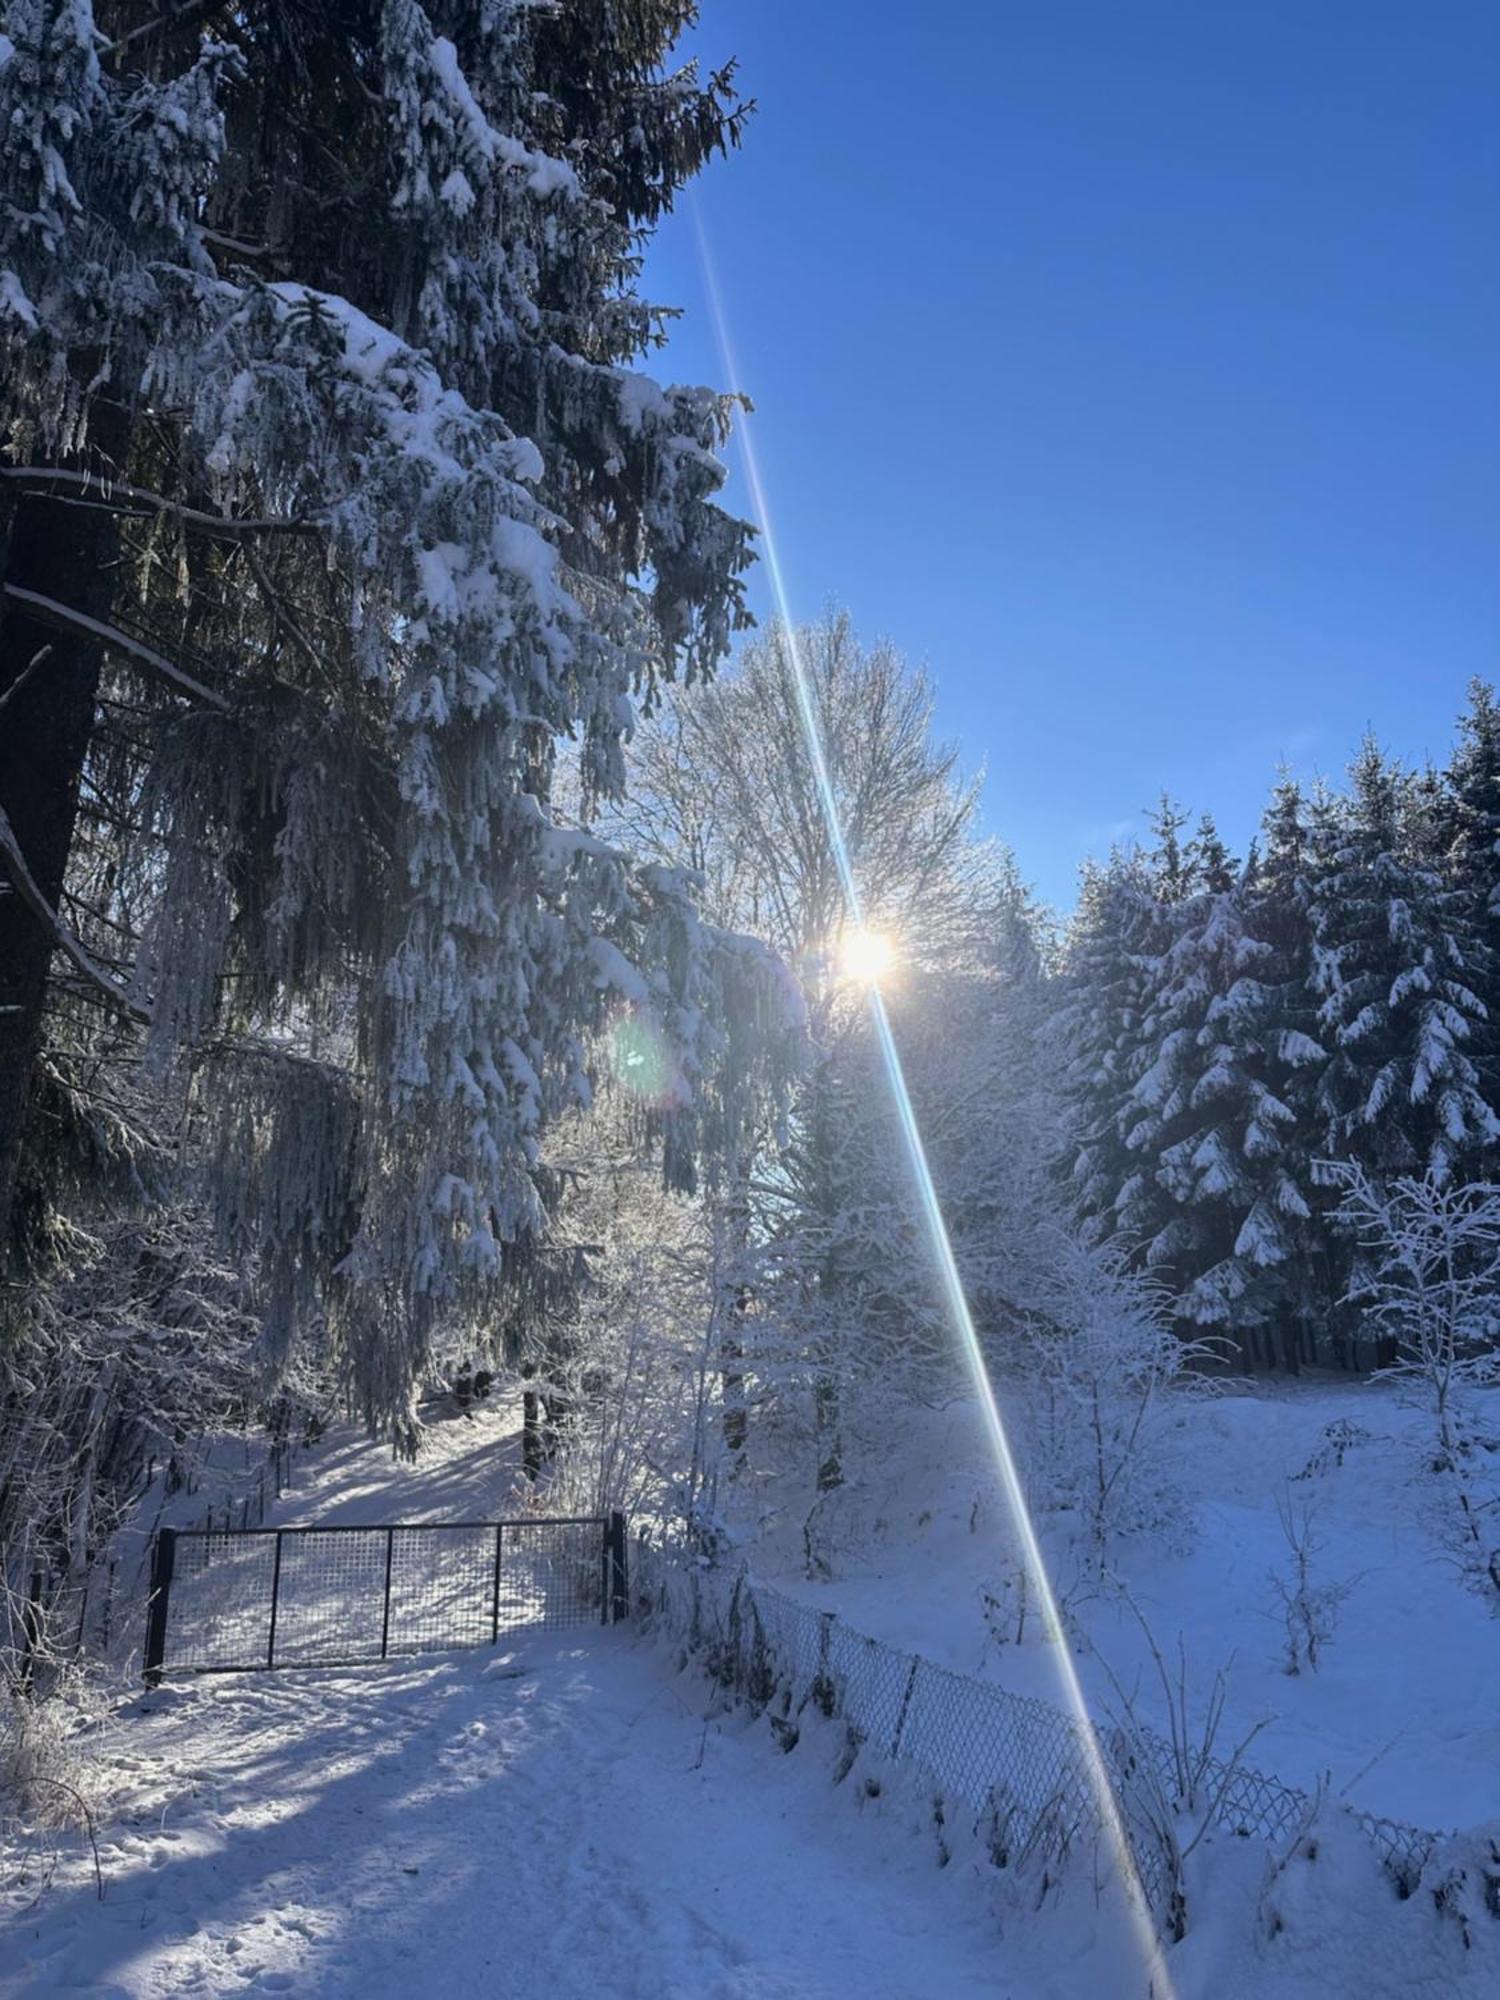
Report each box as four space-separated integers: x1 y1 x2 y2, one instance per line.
692 201 1176 1999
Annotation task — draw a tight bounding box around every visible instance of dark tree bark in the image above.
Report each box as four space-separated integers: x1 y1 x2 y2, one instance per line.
0 408 130 1255
522 1380 543 1481
717 1167 751 1459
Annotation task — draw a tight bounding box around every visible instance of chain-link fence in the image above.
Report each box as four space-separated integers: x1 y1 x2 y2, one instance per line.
633 1544 1440 1923
144 1515 628 1679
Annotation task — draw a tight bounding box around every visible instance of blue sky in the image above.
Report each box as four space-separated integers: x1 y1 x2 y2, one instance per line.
644 2 1500 910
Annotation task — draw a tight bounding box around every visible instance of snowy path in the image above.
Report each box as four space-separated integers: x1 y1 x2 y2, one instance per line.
2 1635 1015 2000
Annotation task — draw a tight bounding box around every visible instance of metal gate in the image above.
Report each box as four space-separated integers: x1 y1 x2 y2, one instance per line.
142 1513 627 1681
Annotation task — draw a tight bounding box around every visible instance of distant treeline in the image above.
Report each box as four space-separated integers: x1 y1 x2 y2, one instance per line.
1055 682 1500 1371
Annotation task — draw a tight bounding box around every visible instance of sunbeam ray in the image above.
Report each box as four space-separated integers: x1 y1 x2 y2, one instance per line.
692 198 1177 2000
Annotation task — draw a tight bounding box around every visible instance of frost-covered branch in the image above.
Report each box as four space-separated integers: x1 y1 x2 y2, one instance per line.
2 588 227 711
0 807 149 1026
0 466 315 538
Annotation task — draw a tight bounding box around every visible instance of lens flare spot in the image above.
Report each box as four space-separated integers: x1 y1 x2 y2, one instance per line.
608 1009 680 1106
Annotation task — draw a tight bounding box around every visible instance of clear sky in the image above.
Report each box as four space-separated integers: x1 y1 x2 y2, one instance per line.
643 2 1500 910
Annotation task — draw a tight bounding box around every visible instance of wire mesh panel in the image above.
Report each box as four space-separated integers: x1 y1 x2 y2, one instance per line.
749 1588 825 1704
149 1515 617 1676
162 1531 278 1672
631 1544 1443 1932
272 1530 389 1668
387 1526 494 1657
826 1621 914 1755
498 1519 605 1632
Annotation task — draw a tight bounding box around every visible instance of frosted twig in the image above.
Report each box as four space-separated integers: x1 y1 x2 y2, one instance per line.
0 807 151 1025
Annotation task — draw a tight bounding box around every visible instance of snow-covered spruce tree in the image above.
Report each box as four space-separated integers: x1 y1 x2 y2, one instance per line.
1107 813 1241 1296
1062 796 1206 1267
1056 846 1159 1242
0 4 790 1443
0 0 222 1249
1309 740 1498 1195
1110 800 1332 1368
1219 776 1337 1363
1439 679 1500 1099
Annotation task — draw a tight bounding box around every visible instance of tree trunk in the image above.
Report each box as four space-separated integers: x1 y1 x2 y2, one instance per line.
813 1366 841 1493
522 1382 543 1481
716 1175 751 1459
721 1314 748 1455
0 411 131 1255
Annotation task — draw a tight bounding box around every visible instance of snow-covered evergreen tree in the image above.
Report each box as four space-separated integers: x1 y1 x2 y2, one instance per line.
1057 847 1159 1241
1223 777 1334 1361
1113 821 1254 1309
0 3 791 1440
1440 680 1500 1101
1310 739 1498 1189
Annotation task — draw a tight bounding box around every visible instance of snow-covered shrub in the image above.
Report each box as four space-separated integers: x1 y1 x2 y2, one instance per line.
0 1202 263 1680
1014 1228 1215 1573
1331 1165 1500 1597
1268 1489 1358 1675
1423 1827 1500 1949
1251 1805 1500 1987
0 1660 108 1845
516 1097 746 1546
1293 1416 1372 1479
1101 1610 1266 1943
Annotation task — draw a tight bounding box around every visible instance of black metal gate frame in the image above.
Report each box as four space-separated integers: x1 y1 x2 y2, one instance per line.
143 1511 629 1684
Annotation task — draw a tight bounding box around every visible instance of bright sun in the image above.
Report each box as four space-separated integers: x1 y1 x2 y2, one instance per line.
839 927 895 985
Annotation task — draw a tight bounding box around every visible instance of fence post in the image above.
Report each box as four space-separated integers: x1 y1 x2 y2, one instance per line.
380 1527 395 1659
606 1512 628 1623
891 1655 920 1758
266 1529 284 1669
490 1524 504 1643
142 1529 176 1686
815 1610 836 1717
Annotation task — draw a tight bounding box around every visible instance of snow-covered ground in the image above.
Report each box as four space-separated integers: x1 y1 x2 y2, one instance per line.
5 1621 1496 1998
2 1636 1020 1999
746 1378 1500 1832
6 1379 1499 1998
106 1375 1500 1831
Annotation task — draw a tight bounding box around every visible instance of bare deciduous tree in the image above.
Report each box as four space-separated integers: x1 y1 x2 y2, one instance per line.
1331 1164 1500 1596
614 613 1028 1553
